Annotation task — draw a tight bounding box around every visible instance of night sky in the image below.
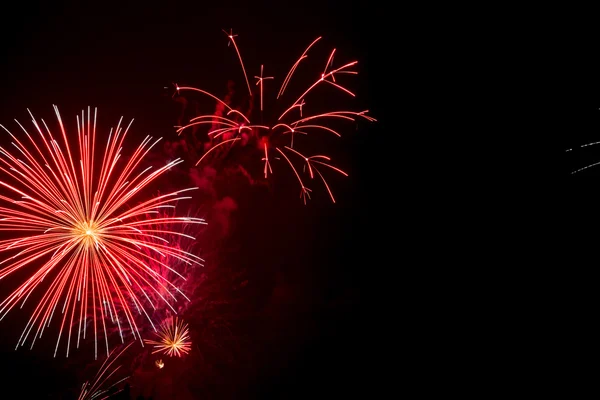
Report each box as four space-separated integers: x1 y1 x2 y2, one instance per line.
0 1 390 399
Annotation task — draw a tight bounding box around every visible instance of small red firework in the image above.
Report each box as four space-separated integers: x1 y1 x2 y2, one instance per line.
144 316 191 357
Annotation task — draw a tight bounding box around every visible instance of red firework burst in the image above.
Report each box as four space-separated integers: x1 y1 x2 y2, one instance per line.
174 30 376 204
0 106 206 358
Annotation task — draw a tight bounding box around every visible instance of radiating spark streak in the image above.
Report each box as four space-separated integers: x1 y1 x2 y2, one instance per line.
180 116 247 139
292 110 377 125
292 124 341 137
566 140 600 173
582 142 600 147
209 127 237 139
190 115 238 125
275 147 311 204
569 140 600 150
254 64 274 111
271 123 310 148
262 142 273 178
226 109 251 123
278 36 322 98
323 79 356 97
144 316 191 357
311 159 349 177
175 86 248 121
283 146 315 178
297 99 305 117
271 123 295 132
282 147 347 203
77 341 133 400
175 115 249 137
272 123 298 146
572 161 600 174
333 71 358 75
223 29 252 96
0 107 205 358
278 61 359 120
323 49 336 78
195 138 241 166
312 165 337 203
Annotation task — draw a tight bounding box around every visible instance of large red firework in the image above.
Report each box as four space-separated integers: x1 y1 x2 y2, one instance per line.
0 106 206 358
174 30 376 204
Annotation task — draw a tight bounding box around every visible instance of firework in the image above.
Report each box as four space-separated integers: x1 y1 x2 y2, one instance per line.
93 208 204 339
77 341 133 400
144 316 191 357
174 30 376 203
0 106 206 358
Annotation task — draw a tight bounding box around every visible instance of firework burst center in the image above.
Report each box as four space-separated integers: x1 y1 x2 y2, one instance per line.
75 220 101 246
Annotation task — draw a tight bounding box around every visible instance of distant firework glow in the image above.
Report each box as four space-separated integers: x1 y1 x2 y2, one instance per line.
174 29 376 204
0 106 206 358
